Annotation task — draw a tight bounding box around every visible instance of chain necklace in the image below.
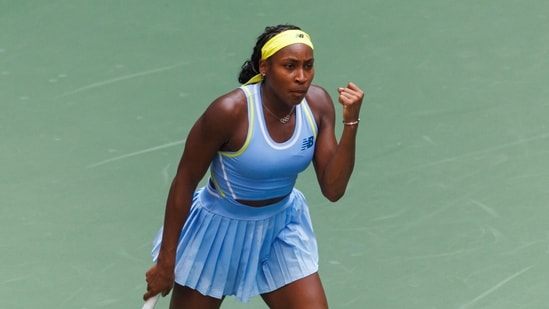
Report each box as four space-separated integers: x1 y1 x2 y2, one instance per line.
262 102 295 124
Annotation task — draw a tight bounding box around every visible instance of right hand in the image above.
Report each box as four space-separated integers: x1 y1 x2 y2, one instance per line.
143 263 175 301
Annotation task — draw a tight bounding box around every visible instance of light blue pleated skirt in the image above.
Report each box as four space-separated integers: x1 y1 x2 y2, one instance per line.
151 185 319 303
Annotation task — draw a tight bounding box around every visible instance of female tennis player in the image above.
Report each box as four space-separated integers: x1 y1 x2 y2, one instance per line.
143 24 364 308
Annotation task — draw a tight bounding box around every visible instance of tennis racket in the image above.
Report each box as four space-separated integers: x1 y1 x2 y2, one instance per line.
142 294 160 309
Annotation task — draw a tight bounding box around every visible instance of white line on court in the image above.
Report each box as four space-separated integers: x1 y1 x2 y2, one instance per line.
86 140 185 168
391 130 549 175
58 62 189 98
459 265 534 309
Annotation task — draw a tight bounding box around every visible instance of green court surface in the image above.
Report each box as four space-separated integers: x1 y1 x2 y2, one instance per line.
2 1 549 308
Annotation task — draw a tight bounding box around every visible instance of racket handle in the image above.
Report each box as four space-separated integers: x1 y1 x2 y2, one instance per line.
142 294 160 309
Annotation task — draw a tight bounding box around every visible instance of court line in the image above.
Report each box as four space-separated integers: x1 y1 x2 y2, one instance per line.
86 140 185 168
459 265 534 309
393 249 467 261
57 62 189 98
470 199 499 218
2 274 32 284
390 130 549 175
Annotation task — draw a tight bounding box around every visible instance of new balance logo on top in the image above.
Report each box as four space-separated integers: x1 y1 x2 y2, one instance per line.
301 136 314 150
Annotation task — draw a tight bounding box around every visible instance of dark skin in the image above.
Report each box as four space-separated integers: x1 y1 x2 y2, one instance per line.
144 43 364 308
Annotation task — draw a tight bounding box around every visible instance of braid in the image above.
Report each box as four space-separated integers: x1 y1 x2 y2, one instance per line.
238 24 302 84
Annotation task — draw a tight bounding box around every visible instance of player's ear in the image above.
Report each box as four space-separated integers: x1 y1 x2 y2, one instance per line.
259 59 267 76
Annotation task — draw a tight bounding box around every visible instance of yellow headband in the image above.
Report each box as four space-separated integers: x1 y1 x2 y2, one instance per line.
244 29 314 85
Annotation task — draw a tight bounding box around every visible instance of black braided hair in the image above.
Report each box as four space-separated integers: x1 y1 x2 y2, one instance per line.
238 24 302 84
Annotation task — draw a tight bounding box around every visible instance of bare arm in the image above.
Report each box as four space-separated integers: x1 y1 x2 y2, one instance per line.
144 89 246 300
309 82 364 202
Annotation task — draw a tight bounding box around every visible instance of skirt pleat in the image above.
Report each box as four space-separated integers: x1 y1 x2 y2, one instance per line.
221 220 244 294
151 186 319 303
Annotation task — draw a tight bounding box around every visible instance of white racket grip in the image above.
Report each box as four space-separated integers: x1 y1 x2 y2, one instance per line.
142 294 160 309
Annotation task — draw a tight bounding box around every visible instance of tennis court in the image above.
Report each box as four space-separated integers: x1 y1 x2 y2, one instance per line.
2 0 549 308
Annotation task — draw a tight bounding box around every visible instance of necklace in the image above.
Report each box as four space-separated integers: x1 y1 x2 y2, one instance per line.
262 102 295 124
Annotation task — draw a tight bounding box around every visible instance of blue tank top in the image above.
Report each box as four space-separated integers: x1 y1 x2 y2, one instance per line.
209 83 318 200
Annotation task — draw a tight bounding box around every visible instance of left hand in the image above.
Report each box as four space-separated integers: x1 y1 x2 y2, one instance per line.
337 82 364 123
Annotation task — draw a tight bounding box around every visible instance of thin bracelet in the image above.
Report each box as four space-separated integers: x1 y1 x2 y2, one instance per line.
342 118 360 126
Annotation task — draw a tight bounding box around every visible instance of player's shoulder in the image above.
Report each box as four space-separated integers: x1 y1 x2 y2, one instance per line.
306 84 334 113
304 84 335 126
212 87 247 107
307 85 332 104
206 87 247 117
306 84 331 100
